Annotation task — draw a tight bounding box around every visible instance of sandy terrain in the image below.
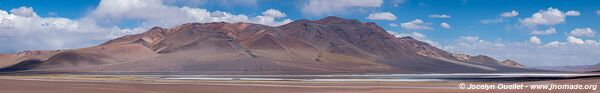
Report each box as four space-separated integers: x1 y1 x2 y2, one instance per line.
0 78 464 93
0 75 598 93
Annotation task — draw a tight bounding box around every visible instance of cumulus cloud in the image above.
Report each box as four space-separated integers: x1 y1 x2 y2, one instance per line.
545 36 599 47
301 0 383 16
459 36 483 43
440 22 451 29
531 28 557 35
446 36 508 49
162 0 257 7
0 7 122 53
387 31 439 46
564 10 581 16
0 0 295 53
567 36 585 44
569 28 596 37
162 0 207 7
400 19 433 30
584 40 600 46
500 10 519 17
91 0 292 28
529 36 542 44
9 6 38 17
262 9 286 18
388 31 424 38
520 7 576 26
366 12 397 21
428 14 451 18
544 41 564 47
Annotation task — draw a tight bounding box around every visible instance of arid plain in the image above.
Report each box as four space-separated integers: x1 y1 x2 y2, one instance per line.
0 74 598 93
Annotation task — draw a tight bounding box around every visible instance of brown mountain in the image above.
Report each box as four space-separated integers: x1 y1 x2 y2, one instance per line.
453 54 525 68
499 60 525 68
0 16 541 74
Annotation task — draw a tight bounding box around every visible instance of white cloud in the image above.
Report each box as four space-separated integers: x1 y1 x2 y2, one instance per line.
520 7 575 26
387 31 438 46
480 10 517 24
444 36 600 66
9 6 38 17
500 10 519 17
529 36 542 44
301 0 383 16
569 28 596 37
531 28 557 35
459 36 482 43
544 41 564 47
162 0 258 7
162 0 207 7
262 9 286 18
0 0 295 53
584 40 600 46
90 0 292 28
545 37 600 47
400 19 433 30
449 36 508 49
0 7 122 53
567 36 585 44
389 31 425 38
91 0 199 28
366 12 397 21
440 22 451 29
428 14 451 18
388 23 399 27
564 10 581 16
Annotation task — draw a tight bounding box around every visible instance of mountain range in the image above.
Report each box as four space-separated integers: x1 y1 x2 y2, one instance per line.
534 63 600 72
0 16 540 74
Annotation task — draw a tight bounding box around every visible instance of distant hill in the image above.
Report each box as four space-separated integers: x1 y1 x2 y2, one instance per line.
534 63 600 72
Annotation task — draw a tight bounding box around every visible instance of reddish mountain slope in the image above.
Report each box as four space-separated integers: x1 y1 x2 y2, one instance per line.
0 16 540 74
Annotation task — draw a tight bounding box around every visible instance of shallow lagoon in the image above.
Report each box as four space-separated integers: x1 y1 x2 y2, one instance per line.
155 73 600 82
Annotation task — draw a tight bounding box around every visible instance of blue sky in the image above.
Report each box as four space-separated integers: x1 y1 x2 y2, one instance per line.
0 0 599 66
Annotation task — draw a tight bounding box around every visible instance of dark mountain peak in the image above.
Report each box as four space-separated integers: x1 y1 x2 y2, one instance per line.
149 27 164 31
503 59 515 62
176 22 242 29
398 36 416 40
469 55 499 63
316 16 361 24
175 22 261 28
397 36 435 48
320 16 347 20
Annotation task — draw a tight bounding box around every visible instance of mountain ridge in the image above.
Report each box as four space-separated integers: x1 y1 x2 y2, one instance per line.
0 16 540 74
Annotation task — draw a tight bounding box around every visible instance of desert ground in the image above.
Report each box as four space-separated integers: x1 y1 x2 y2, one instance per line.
0 74 598 93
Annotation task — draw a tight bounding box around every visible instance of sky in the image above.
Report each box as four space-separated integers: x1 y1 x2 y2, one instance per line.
0 0 599 67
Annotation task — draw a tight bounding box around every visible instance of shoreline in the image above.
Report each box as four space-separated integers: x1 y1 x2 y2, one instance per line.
0 74 598 93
